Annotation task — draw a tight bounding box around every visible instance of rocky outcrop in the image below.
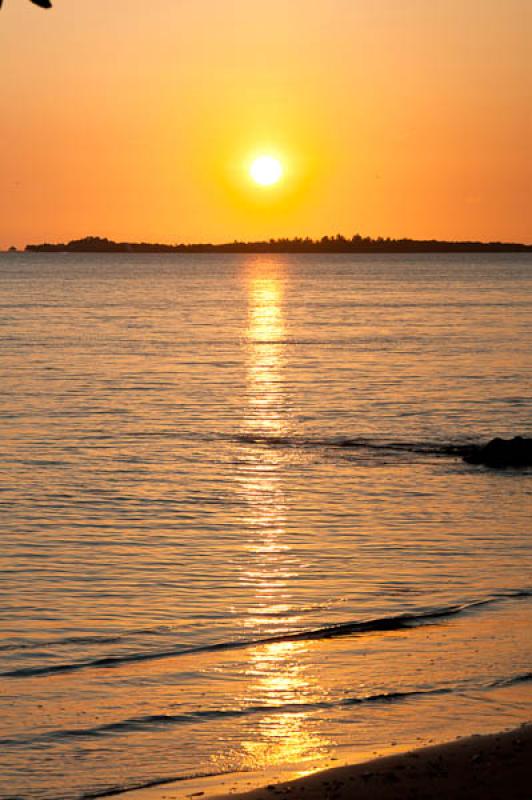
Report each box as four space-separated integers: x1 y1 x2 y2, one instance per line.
463 436 532 468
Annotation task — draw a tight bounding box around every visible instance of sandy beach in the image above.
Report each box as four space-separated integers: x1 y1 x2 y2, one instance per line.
119 724 531 800
215 724 532 800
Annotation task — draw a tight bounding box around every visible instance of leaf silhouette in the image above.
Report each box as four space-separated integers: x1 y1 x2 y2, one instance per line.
0 0 53 8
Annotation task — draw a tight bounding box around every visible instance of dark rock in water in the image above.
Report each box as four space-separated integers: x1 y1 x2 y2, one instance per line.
463 436 532 468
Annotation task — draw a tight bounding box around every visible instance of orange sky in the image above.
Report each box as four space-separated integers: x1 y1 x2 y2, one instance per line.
1 0 531 248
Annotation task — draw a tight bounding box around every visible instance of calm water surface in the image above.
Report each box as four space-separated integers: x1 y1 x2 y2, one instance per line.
0 253 531 799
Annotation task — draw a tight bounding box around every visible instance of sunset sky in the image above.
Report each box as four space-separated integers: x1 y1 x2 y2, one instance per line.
1 0 531 249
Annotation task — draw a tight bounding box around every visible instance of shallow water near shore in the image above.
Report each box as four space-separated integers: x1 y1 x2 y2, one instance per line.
0 252 531 800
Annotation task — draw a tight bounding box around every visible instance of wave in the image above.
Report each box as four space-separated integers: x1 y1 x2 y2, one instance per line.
0 626 172 654
3 590 530 680
491 670 532 688
234 432 468 457
78 769 238 800
3 671 531 750
233 433 532 467
0 689 453 748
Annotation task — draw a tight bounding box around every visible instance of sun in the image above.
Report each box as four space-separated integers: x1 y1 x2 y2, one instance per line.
250 155 283 187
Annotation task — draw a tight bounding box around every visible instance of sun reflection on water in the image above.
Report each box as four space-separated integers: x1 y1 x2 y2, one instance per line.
245 263 287 436
234 260 330 770
241 640 329 769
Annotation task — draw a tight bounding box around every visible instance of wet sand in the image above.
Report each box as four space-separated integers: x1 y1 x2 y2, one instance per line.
120 724 531 800
212 724 532 800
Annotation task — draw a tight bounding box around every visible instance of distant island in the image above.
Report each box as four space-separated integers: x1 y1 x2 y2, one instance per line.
25 235 532 254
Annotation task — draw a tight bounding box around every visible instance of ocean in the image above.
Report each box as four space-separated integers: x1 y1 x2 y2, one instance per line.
0 252 531 800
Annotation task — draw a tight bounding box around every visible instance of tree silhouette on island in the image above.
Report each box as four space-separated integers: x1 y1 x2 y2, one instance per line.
25 234 532 254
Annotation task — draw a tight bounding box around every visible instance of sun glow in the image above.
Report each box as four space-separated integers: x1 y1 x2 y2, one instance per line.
250 156 283 187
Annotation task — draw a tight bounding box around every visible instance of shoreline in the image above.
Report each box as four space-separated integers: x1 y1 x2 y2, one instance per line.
114 723 531 800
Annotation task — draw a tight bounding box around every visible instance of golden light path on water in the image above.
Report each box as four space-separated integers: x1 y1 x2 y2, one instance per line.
237 261 331 770
245 264 286 436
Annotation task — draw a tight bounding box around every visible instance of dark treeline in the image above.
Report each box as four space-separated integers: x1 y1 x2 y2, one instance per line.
26 234 532 254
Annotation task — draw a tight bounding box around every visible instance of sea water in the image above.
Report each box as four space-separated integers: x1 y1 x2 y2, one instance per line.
0 252 531 799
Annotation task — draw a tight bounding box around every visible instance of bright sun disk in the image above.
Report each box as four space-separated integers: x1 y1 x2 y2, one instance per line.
250 156 283 186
